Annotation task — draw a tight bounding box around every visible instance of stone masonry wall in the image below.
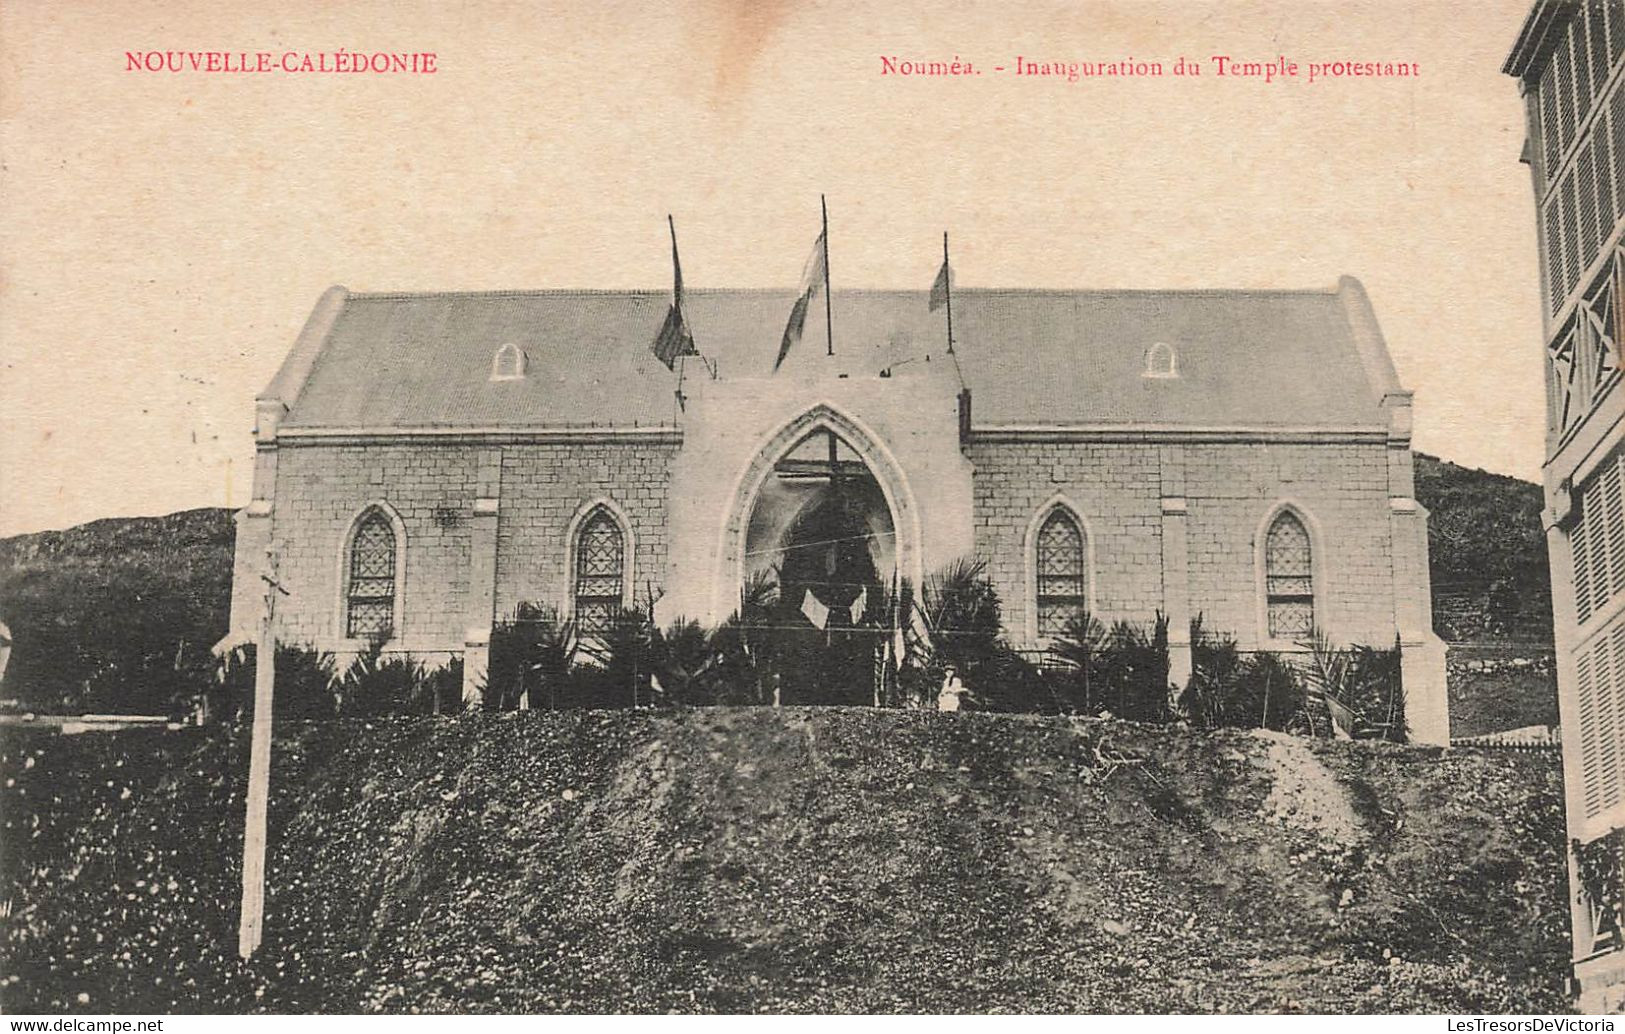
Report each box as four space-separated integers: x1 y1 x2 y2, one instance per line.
968 439 1404 650
966 441 1163 643
265 435 1408 658
493 443 678 620
266 440 677 654
1181 442 1397 648
270 444 479 652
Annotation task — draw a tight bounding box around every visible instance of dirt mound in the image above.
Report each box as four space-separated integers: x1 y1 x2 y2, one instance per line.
0 709 1571 1013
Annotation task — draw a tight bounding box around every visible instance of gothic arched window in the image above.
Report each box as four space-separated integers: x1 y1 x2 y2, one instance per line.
1265 510 1315 639
346 508 398 639
573 508 625 636
1036 508 1087 637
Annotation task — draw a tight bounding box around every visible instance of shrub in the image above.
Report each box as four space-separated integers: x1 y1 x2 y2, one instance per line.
1047 613 1172 722
648 618 716 706
1574 829 1625 946
1233 650 1308 733
424 656 466 715
336 644 445 717
1299 632 1407 742
706 574 782 706
1181 619 1310 731
587 608 657 708
483 603 577 711
1183 618 1245 729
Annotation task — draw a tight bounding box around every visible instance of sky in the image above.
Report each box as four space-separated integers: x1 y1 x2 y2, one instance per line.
0 0 1547 536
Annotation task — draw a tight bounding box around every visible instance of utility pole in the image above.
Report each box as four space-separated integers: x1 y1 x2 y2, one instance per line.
239 550 287 959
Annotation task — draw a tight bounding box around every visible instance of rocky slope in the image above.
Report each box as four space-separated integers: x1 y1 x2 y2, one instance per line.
0 708 1570 1013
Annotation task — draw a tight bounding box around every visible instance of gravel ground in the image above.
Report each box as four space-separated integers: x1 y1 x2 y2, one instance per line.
0 708 1573 1013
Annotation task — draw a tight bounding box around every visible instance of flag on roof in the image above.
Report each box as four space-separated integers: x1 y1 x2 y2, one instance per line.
776 229 826 371
651 215 698 370
928 255 951 312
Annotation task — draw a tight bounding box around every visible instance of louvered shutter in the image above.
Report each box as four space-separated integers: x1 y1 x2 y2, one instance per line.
1574 625 1625 827
1596 124 1617 238
1603 457 1625 599
1565 170 1583 301
1582 147 1602 264
1577 492 1596 625
1612 0 1625 65
1548 198 1568 315
1576 14 1595 115
1560 35 1578 155
1592 3 1613 97
1544 65 1564 184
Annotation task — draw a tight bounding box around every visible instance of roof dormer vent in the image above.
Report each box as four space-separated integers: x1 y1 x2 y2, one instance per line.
490 342 528 381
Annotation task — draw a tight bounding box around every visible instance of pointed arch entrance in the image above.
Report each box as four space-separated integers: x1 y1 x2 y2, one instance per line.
716 404 920 703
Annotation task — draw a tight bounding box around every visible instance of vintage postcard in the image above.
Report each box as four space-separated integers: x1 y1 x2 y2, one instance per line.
1 0 1621 1019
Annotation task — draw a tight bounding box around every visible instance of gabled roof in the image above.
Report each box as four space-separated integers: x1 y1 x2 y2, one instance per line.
267 278 1403 432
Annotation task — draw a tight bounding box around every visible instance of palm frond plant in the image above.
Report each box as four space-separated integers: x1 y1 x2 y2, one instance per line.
1348 637 1407 742
1298 630 1406 741
1184 616 1245 729
709 572 782 706
586 607 655 708
1237 650 1305 732
337 641 432 717
1108 613 1173 723
1296 630 1346 738
214 641 340 720
1046 611 1111 715
918 557 1045 711
482 602 577 711
867 574 946 709
649 618 718 707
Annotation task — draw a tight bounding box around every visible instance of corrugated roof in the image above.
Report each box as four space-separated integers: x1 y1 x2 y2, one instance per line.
275 283 1398 430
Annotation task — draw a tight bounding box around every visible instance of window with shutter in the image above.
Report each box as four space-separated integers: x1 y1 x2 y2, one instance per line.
1606 458 1625 602
1572 624 1625 826
1572 451 1625 630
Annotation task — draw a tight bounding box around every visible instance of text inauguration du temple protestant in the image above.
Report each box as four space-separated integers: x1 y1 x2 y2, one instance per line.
880 54 1421 85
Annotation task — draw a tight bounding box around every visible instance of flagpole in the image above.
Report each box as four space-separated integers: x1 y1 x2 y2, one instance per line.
822 195 833 358
943 231 955 355
668 214 687 420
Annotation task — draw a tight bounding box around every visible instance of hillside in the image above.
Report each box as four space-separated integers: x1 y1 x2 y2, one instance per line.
0 709 1570 1013
0 508 235 714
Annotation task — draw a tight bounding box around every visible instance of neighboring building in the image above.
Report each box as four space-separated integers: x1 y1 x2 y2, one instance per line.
225 278 1449 742
1506 0 1625 1011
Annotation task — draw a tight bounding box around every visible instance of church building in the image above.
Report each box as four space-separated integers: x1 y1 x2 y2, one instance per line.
225 276 1449 743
